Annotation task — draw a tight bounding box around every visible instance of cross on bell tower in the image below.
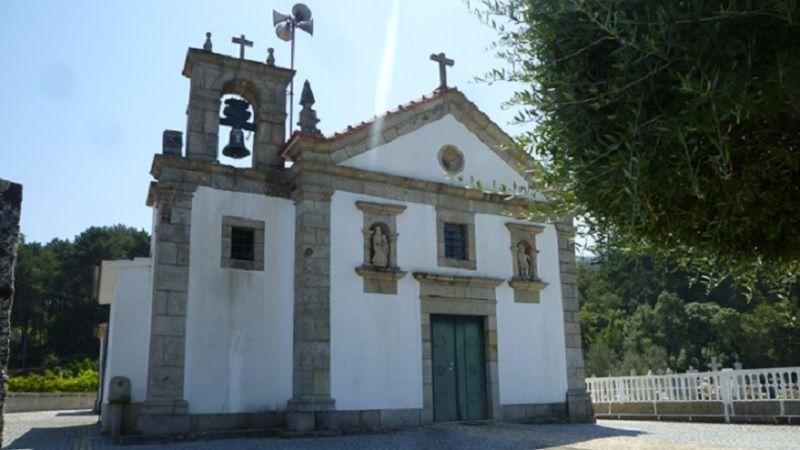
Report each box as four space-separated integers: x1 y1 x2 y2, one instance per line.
232 34 253 59
430 52 454 90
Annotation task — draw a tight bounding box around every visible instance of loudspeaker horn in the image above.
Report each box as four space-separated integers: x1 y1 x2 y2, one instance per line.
296 18 313 35
292 3 312 22
275 22 293 41
273 10 291 26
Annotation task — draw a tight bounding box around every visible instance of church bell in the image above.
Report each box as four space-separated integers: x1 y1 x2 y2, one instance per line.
219 97 255 159
222 127 250 159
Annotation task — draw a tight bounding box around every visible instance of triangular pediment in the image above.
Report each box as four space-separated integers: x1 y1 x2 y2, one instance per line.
282 89 536 190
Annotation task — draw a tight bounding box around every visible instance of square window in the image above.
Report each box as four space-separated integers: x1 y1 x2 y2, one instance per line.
230 226 255 261
436 209 476 270
443 222 468 260
221 216 264 271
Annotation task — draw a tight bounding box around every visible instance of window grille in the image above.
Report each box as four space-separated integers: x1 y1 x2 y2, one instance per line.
443 222 468 260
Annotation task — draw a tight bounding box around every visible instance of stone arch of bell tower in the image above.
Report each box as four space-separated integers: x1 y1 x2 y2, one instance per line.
182 48 294 170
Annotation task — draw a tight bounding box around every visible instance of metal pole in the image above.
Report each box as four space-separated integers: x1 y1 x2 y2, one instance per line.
288 23 296 137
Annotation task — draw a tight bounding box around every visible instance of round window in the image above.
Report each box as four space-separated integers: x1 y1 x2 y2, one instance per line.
438 145 465 175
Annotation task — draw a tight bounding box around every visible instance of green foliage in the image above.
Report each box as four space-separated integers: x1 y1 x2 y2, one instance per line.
477 0 800 287
578 247 800 376
7 359 99 393
11 225 149 369
584 341 617 378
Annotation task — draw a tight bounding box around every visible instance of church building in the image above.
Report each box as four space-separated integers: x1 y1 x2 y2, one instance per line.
96 34 592 438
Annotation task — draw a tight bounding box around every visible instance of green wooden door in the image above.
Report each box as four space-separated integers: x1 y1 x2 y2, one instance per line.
431 315 487 422
432 316 458 421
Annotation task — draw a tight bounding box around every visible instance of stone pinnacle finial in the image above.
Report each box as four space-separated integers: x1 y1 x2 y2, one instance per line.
266 48 275 66
297 80 321 135
300 80 315 106
203 32 213 51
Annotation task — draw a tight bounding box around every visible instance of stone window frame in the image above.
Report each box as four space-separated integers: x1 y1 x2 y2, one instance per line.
505 222 548 303
220 215 265 271
436 208 477 270
354 201 407 294
413 272 504 424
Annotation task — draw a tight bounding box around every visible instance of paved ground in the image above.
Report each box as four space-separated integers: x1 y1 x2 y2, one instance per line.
4 410 800 449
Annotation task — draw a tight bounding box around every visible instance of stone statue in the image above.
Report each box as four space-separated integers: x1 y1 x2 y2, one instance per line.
516 243 533 279
371 227 389 268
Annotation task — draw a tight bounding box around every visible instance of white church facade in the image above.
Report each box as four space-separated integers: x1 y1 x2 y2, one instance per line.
97 40 592 438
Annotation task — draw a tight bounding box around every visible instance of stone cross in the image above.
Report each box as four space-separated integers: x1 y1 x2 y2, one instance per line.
429 52 454 90
232 34 253 59
708 357 720 372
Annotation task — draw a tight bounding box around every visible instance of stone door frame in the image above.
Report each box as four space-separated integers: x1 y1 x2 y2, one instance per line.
414 272 503 423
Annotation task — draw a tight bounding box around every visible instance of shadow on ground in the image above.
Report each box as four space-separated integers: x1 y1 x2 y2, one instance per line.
5 415 645 449
5 422 97 449
400 421 645 449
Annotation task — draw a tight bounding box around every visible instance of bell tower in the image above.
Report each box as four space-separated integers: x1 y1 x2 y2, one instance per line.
181 39 294 169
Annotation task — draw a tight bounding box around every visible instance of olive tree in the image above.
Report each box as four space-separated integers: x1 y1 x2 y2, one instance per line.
477 1 800 288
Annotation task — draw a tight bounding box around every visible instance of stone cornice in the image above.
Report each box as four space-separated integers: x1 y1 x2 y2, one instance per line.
290 161 551 215
146 154 291 206
182 48 294 82
150 154 286 182
412 272 504 288
554 221 577 237
355 201 407 216
146 155 554 223
505 222 546 235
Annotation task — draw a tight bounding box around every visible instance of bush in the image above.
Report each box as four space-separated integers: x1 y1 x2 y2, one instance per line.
7 358 99 393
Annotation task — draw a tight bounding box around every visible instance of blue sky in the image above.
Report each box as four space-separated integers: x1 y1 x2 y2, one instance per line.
0 0 525 243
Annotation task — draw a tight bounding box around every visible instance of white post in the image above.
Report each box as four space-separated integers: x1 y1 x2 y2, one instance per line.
720 370 732 423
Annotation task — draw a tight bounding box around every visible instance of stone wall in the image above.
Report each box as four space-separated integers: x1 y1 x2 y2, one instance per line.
555 222 594 423
286 180 335 431
593 400 800 424
5 392 96 413
0 179 22 447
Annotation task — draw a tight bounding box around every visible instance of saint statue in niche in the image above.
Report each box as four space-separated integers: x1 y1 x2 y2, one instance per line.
516 242 534 279
371 226 390 268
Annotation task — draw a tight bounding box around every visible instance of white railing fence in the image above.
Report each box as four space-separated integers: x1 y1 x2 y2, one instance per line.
586 366 800 420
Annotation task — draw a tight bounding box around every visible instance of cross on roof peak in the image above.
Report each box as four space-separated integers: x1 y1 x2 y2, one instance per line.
430 52 454 90
232 34 253 59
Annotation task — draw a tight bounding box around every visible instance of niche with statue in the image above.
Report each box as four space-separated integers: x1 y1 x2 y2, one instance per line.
354 201 407 294
505 222 548 303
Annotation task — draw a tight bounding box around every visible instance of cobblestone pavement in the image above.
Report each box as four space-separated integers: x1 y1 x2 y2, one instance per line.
4 410 800 449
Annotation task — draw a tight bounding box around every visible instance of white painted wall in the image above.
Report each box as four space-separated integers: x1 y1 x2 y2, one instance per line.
102 258 152 404
184 187 294 414
330 190 568 410
339 114 528 190
494 223 569 404
330 192 427 410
